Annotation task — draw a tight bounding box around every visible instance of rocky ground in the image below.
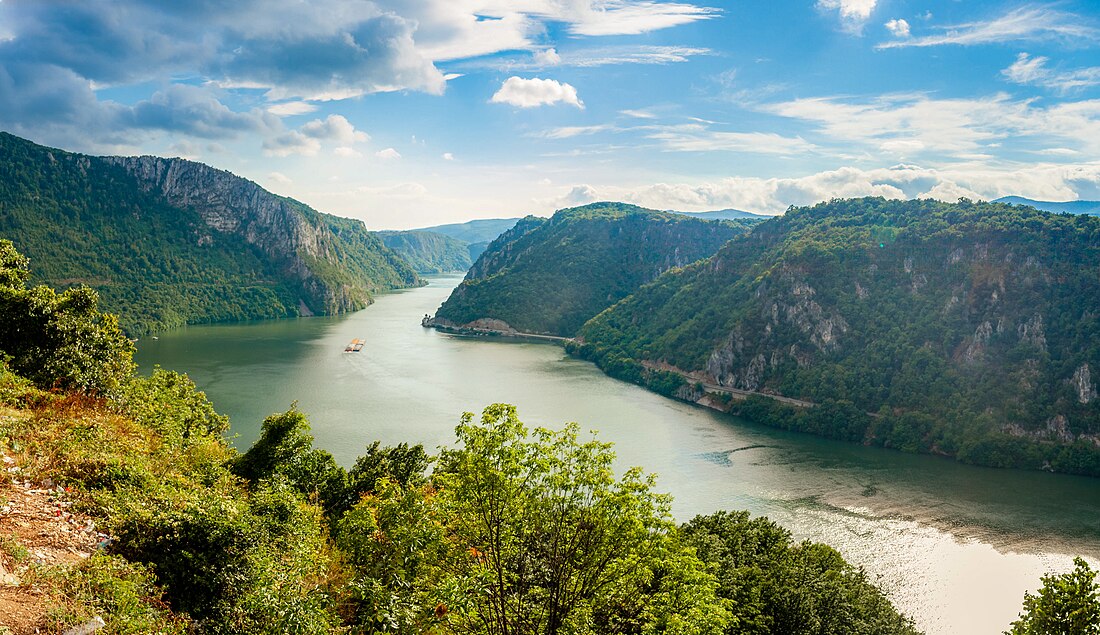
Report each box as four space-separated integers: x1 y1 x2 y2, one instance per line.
0 440 105 635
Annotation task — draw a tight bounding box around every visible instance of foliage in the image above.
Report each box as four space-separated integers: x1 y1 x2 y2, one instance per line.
0 132 419 335
577 197 1100 475
435 203 755 336
0 239 134 395
378 230 474 273
1007 557 1100 635
429 403 728 635
682 511 919 635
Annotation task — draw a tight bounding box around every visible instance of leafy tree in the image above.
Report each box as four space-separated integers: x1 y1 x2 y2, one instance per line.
681 510 919 635
0 238 134 394
1007 557 1100 635
431 403 727 635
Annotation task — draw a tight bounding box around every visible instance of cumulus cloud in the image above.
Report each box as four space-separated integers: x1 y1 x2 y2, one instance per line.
885 18 910 38
553 163 1100 215
262 114 369 157
299 114 369 144
1002 53 1100 93
442 152 455 160
334 146 363 158
818 0 878 31
534 48 562 65
263 131 321 157
268 171 293 184
877 6 1099 49
375 147 401 159
491 77 584 108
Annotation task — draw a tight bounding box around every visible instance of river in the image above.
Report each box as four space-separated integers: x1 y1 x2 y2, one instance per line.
135 274 1100 635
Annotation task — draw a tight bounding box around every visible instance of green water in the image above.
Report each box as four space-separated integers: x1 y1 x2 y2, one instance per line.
136 274 1100 635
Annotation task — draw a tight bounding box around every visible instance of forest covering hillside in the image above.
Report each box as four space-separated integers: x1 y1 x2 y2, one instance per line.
0 132 419 335
572 197 1100 476
378 230 474 272
433 202 757 336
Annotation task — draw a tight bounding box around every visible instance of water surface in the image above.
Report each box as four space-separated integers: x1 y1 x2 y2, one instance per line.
136 274 1100 635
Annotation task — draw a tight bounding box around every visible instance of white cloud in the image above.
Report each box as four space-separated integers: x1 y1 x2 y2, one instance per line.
877 6 1099 49
263 114 368 157
268 171 292 185
818 0 878 31
375 147 401 159
263 131 321 157
557 1 719 36
442 152 454 160
491 77 584 108
536 124 615 139
334 146 363 157
885 18 910 38
552 163 1100 215
299 114 369 144
473 45 711 71
533 48 561 65
620 109 658 119
267 101 318 116
1003 53 1100 93
647 125 817 155
767 93 1100 158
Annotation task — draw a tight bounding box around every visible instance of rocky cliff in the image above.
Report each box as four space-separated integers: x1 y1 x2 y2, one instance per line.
0 132 418 334
105 155 418 316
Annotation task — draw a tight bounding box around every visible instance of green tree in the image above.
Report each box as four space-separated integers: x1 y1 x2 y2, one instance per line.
1007 557 1100 635
432 403 727 635
0 239 134 394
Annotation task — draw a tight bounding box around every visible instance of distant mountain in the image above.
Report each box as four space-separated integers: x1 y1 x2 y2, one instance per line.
572 197 1100 476
0 132 419 335
431 202 756 337
994 196 1100 215
414 218 525 244
667 208 772 220
377 230 473 273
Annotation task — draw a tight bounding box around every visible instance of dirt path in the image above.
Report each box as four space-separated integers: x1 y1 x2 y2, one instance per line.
639 360 817 408
0 426 105 635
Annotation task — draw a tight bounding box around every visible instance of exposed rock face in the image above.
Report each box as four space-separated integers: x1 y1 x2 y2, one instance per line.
1072 363 1097 404
105 155 415 314
706 272 848 390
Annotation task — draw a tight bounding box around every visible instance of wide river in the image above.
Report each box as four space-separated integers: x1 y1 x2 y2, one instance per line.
136 274 1100 635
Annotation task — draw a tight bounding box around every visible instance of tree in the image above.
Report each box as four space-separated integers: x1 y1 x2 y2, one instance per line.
0 239 134 394
1007 557 1100 635
431 403 727 635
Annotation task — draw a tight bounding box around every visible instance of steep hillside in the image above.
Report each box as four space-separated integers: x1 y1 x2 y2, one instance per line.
378 230 473 272
573 198 1100 475
669 208 772 220
995 196 1100 215
0 132 418 334
432 202 755 336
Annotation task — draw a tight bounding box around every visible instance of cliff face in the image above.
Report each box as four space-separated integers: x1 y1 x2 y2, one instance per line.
0 132 417 334
433 203 756 337
104 155 419 316
577 198 1100 475
377 230 473 273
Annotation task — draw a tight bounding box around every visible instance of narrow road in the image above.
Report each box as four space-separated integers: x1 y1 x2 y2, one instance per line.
427 320 816 410
639 361 816 408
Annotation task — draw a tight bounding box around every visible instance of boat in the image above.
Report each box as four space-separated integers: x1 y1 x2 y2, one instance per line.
344 338 365 353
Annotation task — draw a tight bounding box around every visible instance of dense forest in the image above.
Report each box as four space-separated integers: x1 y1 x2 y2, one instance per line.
0 132 419 335
434 202 757 336
571 198 1100 476
378 230 474 273
0 239 935 634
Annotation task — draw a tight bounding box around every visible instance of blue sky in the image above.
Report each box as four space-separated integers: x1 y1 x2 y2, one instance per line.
1 0 1099 228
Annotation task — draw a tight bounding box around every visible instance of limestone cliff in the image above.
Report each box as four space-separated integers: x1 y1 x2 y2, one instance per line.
104 155 419 316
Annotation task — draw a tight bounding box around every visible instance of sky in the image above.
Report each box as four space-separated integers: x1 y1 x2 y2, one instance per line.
1 0 1099 229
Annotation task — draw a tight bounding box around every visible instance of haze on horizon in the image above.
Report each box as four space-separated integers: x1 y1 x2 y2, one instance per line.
1 0 1098 229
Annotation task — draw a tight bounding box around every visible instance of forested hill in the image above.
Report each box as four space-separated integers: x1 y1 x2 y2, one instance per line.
0 132 419 335
432 202 756 336
574 197 1100 476
378 230 473 273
